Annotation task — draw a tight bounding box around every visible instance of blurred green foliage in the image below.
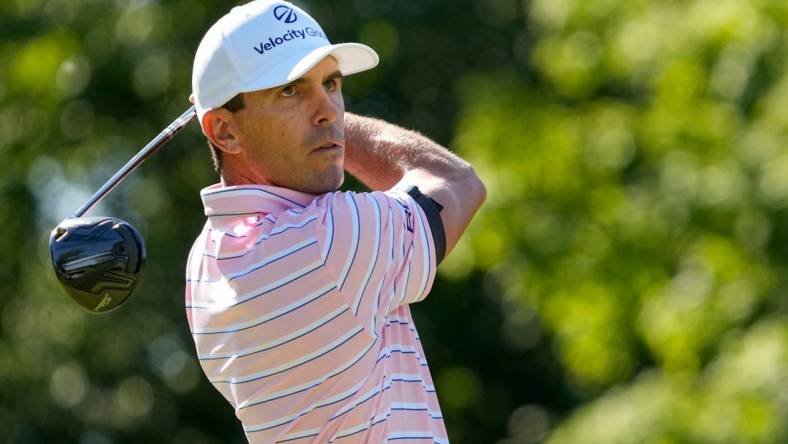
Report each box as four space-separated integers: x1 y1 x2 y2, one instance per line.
0 0 786 443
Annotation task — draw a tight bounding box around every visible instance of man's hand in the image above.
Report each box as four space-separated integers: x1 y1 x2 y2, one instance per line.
343 113 486 259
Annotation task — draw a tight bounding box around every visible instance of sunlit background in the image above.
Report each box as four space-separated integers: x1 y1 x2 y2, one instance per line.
1 0 787 443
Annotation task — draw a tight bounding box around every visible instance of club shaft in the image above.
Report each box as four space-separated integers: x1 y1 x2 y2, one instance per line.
73 106 197 218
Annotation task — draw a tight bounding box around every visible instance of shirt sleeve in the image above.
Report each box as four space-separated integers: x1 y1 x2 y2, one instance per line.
313 189 439 336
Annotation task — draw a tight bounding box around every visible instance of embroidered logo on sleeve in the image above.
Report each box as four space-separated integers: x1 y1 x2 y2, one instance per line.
404 206 414 233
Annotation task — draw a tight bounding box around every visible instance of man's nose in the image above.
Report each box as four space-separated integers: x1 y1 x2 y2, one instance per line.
313 89 340 127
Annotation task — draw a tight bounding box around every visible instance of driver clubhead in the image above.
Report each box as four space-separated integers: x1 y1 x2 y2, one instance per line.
49 217 146 313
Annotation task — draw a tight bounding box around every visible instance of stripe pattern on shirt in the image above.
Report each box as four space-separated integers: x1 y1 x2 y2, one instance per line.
186 184 447 443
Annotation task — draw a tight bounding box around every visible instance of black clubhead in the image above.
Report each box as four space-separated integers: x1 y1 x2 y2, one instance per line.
49 217 146 313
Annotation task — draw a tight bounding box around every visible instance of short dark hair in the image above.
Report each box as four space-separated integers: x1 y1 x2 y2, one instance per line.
208 94 245 174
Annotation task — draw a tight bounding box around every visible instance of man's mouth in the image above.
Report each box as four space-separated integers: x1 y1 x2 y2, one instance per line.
312 141 343 153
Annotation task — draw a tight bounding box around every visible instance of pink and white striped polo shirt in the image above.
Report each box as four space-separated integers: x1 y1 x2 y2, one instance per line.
185 183 448 443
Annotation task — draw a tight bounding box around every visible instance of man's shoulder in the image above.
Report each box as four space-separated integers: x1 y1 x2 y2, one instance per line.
184 210 333 310
185 187 419 278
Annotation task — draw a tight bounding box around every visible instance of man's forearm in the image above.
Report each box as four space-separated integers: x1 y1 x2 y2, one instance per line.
343 113 473 191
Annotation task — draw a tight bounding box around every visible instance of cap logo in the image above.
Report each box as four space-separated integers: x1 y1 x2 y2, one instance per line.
273 5 297 23
252 27 328 55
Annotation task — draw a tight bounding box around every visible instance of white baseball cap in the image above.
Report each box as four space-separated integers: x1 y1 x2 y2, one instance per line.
191 0 379 129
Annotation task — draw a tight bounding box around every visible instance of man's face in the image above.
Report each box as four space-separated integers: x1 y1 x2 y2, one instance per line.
227 56 346 194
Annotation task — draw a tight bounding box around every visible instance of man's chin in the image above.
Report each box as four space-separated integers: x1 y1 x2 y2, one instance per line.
296 170 344 195
323 165 345 191
324 171 345 193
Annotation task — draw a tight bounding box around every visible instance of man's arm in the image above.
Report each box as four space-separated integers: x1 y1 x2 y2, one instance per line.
343 112 486 259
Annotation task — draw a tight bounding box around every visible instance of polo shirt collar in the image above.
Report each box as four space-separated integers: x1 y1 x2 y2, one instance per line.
200 183 317 217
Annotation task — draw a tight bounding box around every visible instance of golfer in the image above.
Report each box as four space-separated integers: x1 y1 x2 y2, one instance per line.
185 1 485 442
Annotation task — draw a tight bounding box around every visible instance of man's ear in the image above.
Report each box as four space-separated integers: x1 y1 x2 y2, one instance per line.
204 109 242 154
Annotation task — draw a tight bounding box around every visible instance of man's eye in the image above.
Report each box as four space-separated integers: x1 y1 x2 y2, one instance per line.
281 85 296 97
324 79 339 92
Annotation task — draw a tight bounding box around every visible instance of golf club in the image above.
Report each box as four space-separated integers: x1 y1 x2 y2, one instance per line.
49 105 196 313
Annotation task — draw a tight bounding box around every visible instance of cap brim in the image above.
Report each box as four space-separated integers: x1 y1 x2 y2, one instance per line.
239 42 379 95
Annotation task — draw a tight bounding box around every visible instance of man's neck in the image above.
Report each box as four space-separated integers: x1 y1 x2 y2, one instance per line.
220 170 272 187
